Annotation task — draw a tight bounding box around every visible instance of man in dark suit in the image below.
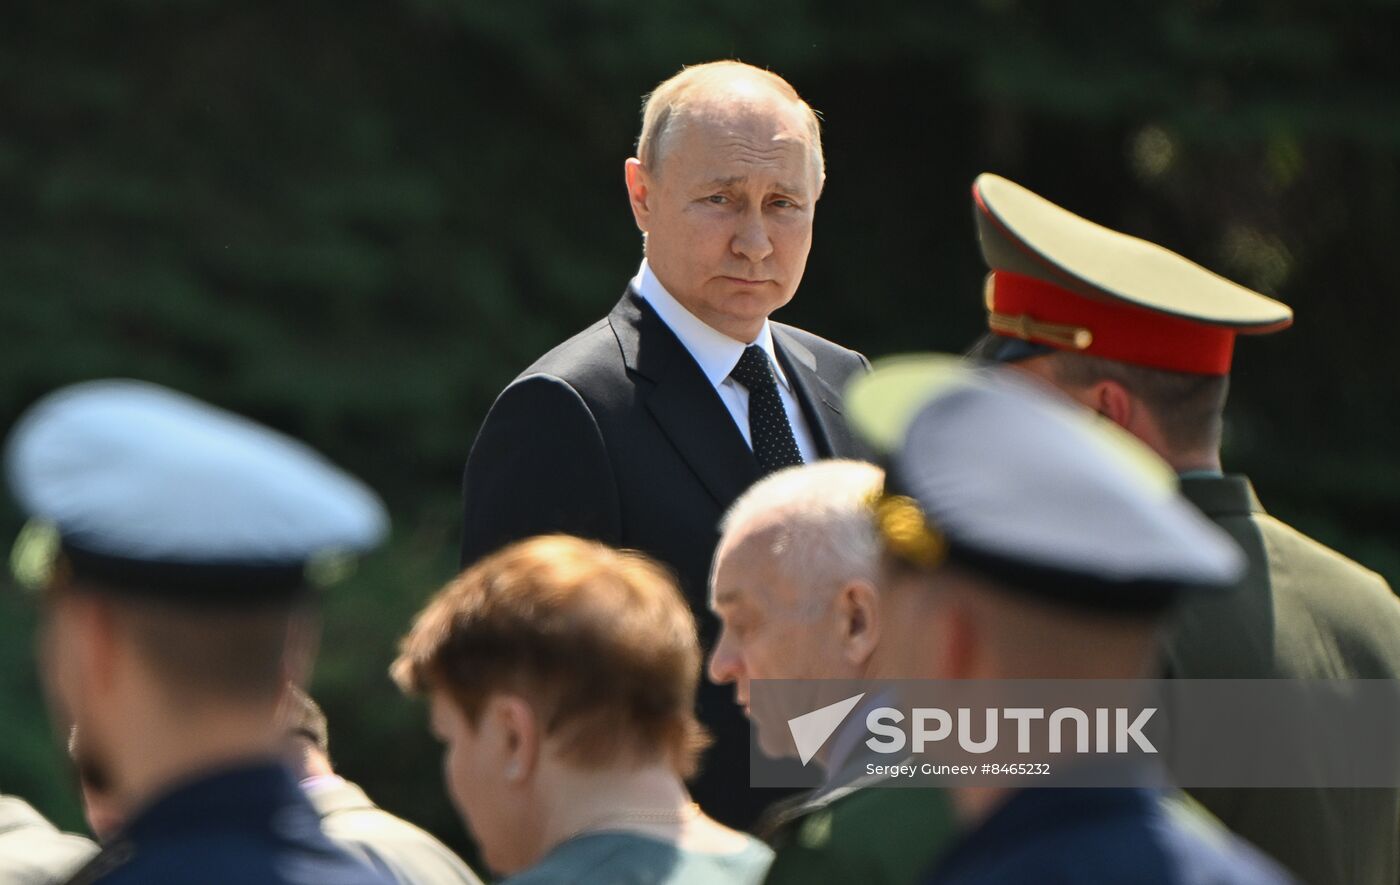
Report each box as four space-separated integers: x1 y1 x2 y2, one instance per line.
460 61 868 827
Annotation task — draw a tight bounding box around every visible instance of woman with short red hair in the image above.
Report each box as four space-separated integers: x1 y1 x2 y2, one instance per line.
393 534 772 884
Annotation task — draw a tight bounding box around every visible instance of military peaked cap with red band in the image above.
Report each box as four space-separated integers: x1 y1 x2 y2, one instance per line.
972 173 1294 375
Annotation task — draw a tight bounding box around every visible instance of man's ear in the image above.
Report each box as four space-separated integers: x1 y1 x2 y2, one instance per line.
1088 379 1134 430
624 158 652 233
48 593 122 728
836 580 880 669
489 695 541 784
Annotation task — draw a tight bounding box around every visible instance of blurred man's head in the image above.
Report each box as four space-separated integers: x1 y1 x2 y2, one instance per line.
1009 351 1228 473
56 596 314 839
41 575 317 809
625 61 824 343
392 535 708 875
876 555 1163 683
708 460 884 755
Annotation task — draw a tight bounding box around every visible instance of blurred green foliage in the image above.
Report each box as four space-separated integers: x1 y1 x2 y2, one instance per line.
3 0 1398 862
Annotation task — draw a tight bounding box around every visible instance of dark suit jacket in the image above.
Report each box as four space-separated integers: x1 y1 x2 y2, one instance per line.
1166 475 1400 885
461 288 870 827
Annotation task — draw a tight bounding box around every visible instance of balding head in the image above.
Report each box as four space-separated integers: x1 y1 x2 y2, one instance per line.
637 61 824 184
717 459 883 606
708 461 885 751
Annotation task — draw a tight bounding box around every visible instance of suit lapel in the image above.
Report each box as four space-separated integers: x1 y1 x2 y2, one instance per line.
610 291 760 508
772 326 855 459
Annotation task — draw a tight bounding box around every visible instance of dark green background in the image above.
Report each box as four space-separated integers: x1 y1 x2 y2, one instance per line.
3 0 1398 864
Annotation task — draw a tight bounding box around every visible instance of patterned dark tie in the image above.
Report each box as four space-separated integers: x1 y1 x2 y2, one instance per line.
730 345 804 474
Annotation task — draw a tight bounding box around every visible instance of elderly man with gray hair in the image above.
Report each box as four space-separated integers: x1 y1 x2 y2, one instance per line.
708 460 955 884
709 460 885 716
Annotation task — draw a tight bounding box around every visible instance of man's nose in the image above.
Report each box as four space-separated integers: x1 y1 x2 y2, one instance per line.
730 206 773 264
708 632 741 685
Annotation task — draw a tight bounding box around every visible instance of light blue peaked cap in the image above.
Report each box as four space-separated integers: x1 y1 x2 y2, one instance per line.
5 379 389 599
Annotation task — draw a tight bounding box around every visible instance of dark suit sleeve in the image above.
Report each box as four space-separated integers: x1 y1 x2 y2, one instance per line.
460 373 621 568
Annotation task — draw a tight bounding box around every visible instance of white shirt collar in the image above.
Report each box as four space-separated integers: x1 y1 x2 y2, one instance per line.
630 260 790 391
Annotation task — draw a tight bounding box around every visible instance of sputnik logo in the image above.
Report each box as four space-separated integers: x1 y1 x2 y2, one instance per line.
786 693 865 766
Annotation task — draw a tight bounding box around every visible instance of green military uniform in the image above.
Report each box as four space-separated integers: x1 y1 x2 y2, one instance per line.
963 171 1398 884
762 779 955 885
757 703 957 884
1165 474 1400 885
0 794 97 885
307 778 484 885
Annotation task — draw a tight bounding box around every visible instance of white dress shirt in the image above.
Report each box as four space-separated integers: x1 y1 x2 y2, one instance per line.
631 260 818 463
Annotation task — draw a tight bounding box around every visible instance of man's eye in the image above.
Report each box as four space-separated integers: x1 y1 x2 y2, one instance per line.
771 199 796 209
706 194 729 205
